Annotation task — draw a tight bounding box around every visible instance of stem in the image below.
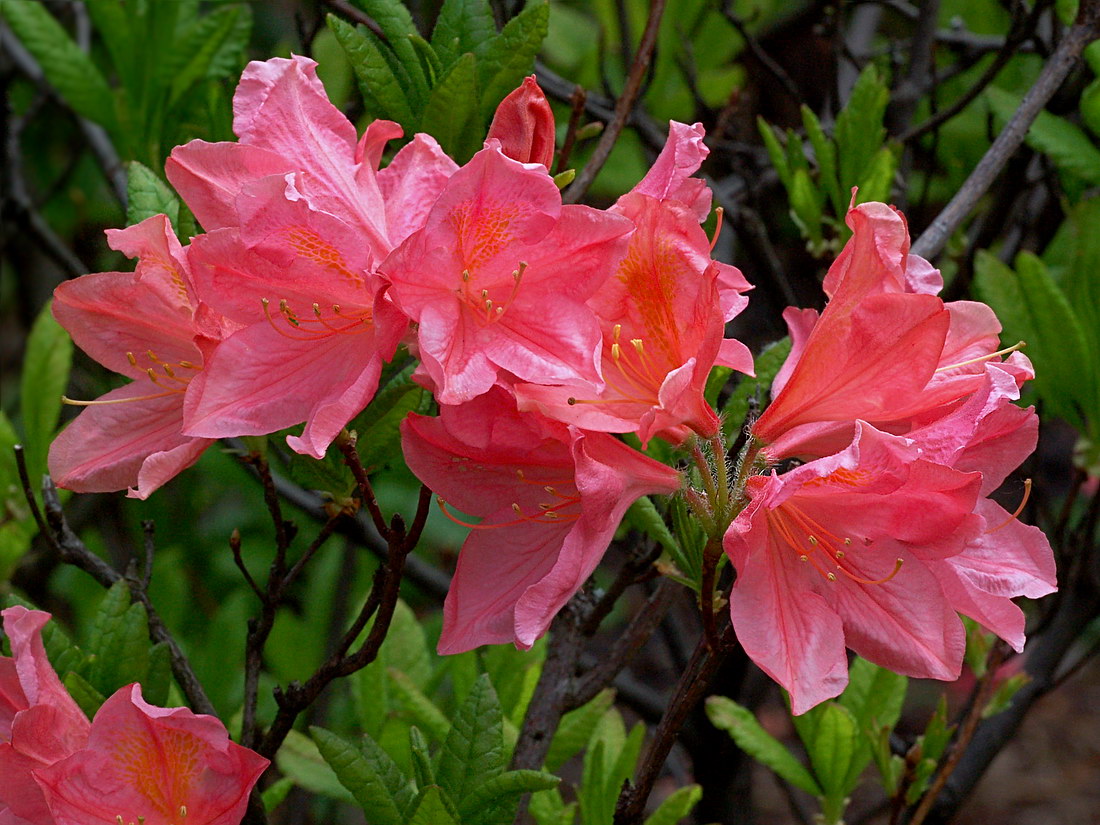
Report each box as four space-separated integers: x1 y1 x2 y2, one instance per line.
563 0 667 203
911 4 1100 260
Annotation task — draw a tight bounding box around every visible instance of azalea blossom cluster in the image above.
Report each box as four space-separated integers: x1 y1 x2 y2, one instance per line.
46 55 1056 713
0 607 267 825
724 203 1057 712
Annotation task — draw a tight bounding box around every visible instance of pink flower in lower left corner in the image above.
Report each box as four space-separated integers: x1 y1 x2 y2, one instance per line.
34 684 268 825
0 607 90 825
400 388 681 653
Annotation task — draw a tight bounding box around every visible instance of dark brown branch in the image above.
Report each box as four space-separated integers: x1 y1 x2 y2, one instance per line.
563 0 667 203
911 5 1100 260
719 2 801 103
614 619 737 824
555 85 588 174
337 432 391 539
907 644 1007 825
569 578 678 709
320 0 386 39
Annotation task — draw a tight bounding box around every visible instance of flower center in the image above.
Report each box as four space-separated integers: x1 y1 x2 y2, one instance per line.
436 467 580 529
566 324 663 408
261 298 374 340
766 500 903 586
62 350 200 407
455 262 528 325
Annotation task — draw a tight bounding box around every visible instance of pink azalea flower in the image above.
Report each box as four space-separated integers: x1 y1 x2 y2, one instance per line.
905 363 1057 649
34 684 268 825
724 424 984 714
756 201 1027 461
48 215 223 499
517 122 753 444
400 388 681 652
0 607 90 825
486 76 556 168
382 146 634 405
166 56 458 457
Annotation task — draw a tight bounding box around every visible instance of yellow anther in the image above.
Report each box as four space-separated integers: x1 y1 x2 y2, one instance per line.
163 365 176 378
631 338 645 354
808 535 818 546
462 269 471 282
146 349 158 362
611 342 622 360
126 351 137 366
835 551 845 560
827 572 837 581
512 502 523 515
612 323 622 341
481 289 489 299
799 555 808 562
843 537 852 546
544 511 559 519
313 302 322 315
544 486 556 494
516 469 525 479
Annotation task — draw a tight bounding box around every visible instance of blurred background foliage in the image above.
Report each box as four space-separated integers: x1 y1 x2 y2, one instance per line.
2 0 1099 824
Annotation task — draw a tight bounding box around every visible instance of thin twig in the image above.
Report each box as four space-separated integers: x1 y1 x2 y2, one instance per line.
899 1 1041 143
570 578 678 709
555 85 588 174
911 4 1100 260
15 449 216 715
319 0 386 39
907 645 1007 825
337 432 391 539
563 0 667 203
719 2 801 103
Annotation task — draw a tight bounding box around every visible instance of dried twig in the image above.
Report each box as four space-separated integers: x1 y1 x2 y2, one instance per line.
563 0 667 203
911 3 1100 260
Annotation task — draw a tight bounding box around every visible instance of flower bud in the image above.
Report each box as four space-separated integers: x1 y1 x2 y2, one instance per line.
487 76 556 168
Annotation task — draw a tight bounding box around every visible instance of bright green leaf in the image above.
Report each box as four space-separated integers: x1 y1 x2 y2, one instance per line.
0 0 118 130
835 64 889 192
706 696 822 796
20 300 72 484
545 688 616 771
408 785 461 825
328 15 417 127
438 673 506 805
477 1 550 120
310 726 414 821
458 770 561 825
388 667 452 742
126 161 180 230
431 0 496 68
419 52 480 161
275 729 355 802
642 783 702 825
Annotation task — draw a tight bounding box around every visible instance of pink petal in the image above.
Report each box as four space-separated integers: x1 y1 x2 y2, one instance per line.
947 498 1057 599
182 316 399 456
166 141 293 230
53 269 200 381
49 381 211 498
924 559 1027 651
377 134 459 247
35 684 267 825
629 121 711 221
486 76 556 168
725 500 850 715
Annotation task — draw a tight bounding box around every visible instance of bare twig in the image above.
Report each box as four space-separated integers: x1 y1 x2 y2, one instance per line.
907 644 1007 825
719 2 801 103
563 0 667 203
555 85 588 174
319 0 386 39
15 448 216 715
337 431 391 539
570 578 678 709
911 5 1100 260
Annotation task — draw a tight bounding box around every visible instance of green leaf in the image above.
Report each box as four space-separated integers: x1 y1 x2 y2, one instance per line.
854 146 897 206
458 770 561 825
529 787 576 825
722 337 792 439
804 702 859 796
126 161 181 230
0 0 118 130
84 0 135 94
705 696 822 796
788 168 823 247
275 729 355 802
835 64 889 193
86 581 150 697
758 117 791 191
578 739 607 825
801 105 843 217
419 52 480 162
142 641 172 707
624 496 680 560
166 6 243 106
388 667 452 741
63 670 105 718
20 301 72 484
982 672 1030 718
987 86 1100 185
409 785 461 825
431 0 496 67
261 777 295 812
409 725 436 788
477 1 550 119
328 15 417 127
642 783 702 825
438 673 506 805
410 34 445 86
974 250 1097 428
310 726 414 821
839 657 907 734
352 0 429 102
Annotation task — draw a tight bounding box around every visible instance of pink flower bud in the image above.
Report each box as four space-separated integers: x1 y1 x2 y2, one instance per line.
487 76 556 168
